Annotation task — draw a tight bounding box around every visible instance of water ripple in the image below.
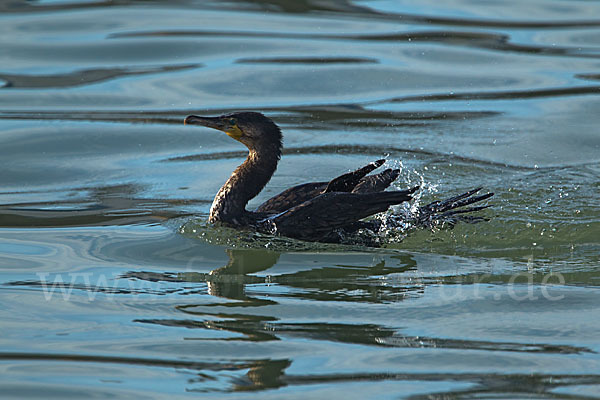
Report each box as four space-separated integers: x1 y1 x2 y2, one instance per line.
0 64 200 89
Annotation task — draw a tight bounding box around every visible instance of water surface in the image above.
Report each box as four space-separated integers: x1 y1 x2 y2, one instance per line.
1 0 599 398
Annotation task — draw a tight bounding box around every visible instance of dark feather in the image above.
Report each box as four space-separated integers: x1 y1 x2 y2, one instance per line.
352 168 401 193
257 159 398 213
324 159 385 193
255 182 326 213
266 187 418 241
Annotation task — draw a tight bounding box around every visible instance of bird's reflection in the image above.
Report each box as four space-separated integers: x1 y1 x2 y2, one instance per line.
205 248 281 299
126 247 415 389
119 247 596 391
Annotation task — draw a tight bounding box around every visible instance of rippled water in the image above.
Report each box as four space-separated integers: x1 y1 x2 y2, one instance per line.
1 0 599 398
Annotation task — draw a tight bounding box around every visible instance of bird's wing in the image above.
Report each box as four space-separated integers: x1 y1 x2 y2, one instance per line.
324 159 385 192
255 182 327 213
256 160 389 213
266 188 418 241
352 168 401 193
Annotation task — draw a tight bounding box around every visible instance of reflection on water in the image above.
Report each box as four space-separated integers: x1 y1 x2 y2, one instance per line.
5 244 599 394
1 0 600 398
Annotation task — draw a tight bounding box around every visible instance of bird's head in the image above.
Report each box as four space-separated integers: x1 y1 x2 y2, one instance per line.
184 111 282 152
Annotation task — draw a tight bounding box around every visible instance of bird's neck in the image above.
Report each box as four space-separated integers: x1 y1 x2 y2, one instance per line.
209 147 280 224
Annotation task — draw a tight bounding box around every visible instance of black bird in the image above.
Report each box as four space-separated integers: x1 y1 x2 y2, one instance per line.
184 112 492 243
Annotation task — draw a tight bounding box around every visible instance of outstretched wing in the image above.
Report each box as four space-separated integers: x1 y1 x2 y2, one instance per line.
266 187 418 241
256 159 394 213
323 159 385 192
255 182 327 213
352 168 400 193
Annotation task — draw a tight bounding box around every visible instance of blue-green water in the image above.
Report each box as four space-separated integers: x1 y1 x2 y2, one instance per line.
1 0 599 398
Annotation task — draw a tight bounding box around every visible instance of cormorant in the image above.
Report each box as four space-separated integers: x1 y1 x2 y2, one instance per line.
184 112 492 243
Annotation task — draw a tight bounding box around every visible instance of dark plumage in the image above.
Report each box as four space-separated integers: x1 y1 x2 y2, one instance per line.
184 112 492 243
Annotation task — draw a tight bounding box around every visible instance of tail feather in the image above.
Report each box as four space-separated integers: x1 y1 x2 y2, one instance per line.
415 188 493 228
